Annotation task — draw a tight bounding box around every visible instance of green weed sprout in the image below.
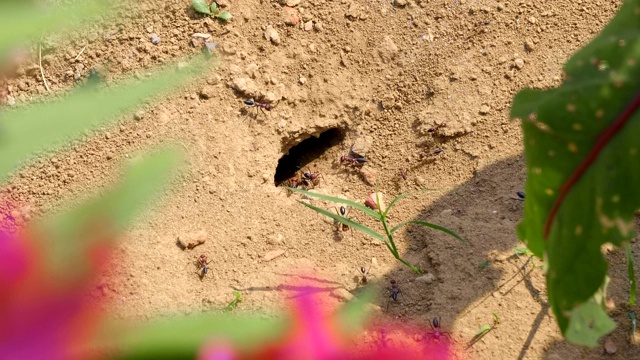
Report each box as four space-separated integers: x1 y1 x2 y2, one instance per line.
223 291 243 313
192 0 232 20
288 188 465 274
467 313 500 349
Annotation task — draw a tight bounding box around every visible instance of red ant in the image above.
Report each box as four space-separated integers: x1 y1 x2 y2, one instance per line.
302 167 324 187
196 254 211 280
340 145 367 167
244 99 278 118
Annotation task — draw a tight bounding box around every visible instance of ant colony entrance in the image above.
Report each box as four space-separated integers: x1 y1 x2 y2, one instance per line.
274 128 345 186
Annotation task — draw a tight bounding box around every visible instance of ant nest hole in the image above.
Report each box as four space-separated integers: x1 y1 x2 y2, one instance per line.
274 127 346 186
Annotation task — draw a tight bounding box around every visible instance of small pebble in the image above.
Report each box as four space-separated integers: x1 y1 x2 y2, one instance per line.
604 339 617 354
524 40 536 52
286 0 301 6
299 76 307 85
263 249 285 262
150 34 160 45
416 273 436 284
304 20 313 31
359 167 377 186
514 58 525 70
283 6 300 26
479 104 491 115
199 86 217 99
133 111 145 121
264 26 281 45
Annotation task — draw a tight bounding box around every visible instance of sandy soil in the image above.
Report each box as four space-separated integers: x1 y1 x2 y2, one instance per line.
2 0 639 358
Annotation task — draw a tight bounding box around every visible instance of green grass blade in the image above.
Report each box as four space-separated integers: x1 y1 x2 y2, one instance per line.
288 188 381 220
383 193 411 217
296 200 385 242
391 220 465 244
0 56 207 182
627 244 637 306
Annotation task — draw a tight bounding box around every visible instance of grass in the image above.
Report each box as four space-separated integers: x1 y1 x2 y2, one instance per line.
288 188 465 274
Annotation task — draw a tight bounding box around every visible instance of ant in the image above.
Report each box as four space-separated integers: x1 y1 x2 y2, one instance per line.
386 279 402 310
340 145 367 167
334 205 351 233
358 266 377 286
243 99 278 118
424 317 453 342
196 254 211 280
301 166 324 187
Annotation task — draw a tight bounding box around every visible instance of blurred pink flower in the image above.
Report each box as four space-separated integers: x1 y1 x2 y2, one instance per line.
201 283 465 360
0 208 108 360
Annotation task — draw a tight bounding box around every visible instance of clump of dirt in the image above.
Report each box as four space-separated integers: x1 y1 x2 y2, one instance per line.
2 0 637 358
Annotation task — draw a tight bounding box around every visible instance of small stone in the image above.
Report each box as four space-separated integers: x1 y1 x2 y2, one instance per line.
299 76 307 85
371 257 378 267
479 104 490 115
150 34 160 45
262 173 270 183
331 288 354 302
351 136 372 156
231 77 248 92
263 249 285 262
524 40 536 52
286 0 301 6
498 56 507 64
604 339 617 354
416 273 436 284
365 192 385 211
314 22 324 31
199 85 217 99
267 234 285 245
496 3 504 10
17 81 27 91
6 95 16 107
415 176 426 187
133 111 145 121
395 0 408 6
283 7 300 26
528 16 537 24
221 43 236 55
359 167 377 186
514 58 525 70
264 26 281 45
304 20 313 31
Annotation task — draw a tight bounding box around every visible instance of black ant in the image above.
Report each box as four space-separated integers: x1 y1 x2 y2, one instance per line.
196 254 211 280
386 279 402 310
424 317 453 342
243 99 278 118
334 206 351 233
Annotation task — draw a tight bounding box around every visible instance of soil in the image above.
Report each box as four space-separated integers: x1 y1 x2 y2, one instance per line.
1 0 638 359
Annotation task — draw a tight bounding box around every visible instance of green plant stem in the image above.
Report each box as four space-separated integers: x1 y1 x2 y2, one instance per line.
381 212 421 274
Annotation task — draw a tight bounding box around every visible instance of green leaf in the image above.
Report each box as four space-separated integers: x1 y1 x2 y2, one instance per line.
216 11 233 21
390 220 465 243
191 0 212 14
479 261 490 269
475 324 492 336
514 247 533 256
510 0 640 342
38 147 183 279
296 200 385 242
0 57 206 182
565 300 616 347
0 1 109 59
97 314 286 359
210 2 219 14
223 291 243 312
287 188 382 220
627 244 637 306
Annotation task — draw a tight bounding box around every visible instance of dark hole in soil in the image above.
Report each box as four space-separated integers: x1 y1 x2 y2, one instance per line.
274 128 345 186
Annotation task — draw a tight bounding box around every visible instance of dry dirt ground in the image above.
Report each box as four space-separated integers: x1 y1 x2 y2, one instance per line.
2 0 639 359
